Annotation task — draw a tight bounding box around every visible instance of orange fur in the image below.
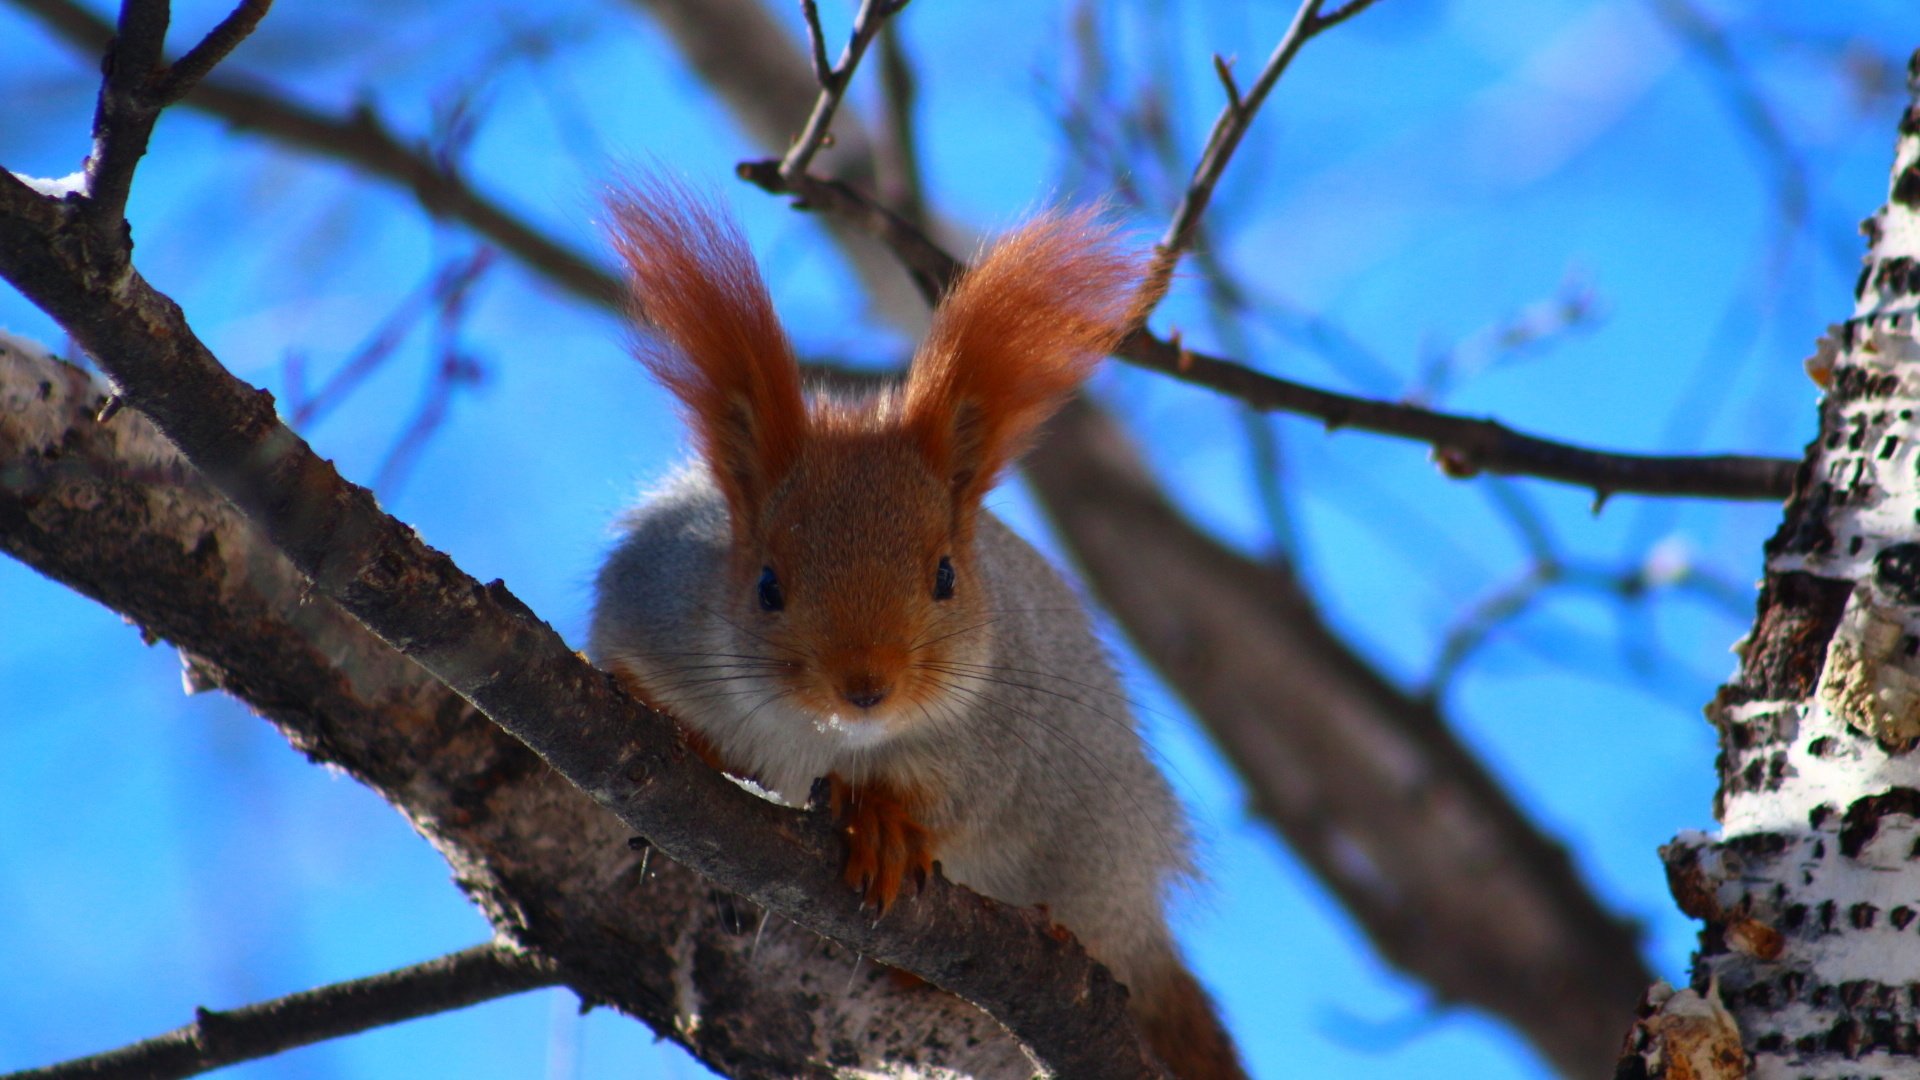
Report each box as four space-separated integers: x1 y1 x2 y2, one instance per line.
605 178 807 528
904 209 1145 518
829 773 936 913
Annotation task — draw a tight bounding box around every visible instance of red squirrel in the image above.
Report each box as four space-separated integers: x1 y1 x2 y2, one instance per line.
588 177 1246 1080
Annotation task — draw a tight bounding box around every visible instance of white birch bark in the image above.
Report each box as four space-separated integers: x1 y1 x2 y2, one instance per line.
1644 52 1920 1080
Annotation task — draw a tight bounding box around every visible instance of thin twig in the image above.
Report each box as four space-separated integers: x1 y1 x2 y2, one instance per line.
1210 54 1243 112
1422 551 1747 703
3 944 559 1080
1410 277 1600 405
1137 0 1385 318
8 0 623 311
738 164 1797 502
1123 328 1793 500
798 0 833 87
1425 562 1560 697
12 0 1797 502
155 0 271 105
780 0 910 179
373 251 494 494
288 250 494 427
739 158 954 301
1315 0 1383 33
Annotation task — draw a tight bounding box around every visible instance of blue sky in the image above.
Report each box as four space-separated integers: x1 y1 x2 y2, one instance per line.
4 0 1920 1077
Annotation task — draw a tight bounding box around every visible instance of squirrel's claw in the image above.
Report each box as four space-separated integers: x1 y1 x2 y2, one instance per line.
830 774 935 914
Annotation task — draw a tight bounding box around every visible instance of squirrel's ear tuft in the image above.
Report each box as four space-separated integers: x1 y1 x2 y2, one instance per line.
904 208 1144 511
606 176 806 525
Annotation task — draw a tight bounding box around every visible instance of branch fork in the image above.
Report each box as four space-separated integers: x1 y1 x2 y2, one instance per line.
782 0 911 179
77 0 273 233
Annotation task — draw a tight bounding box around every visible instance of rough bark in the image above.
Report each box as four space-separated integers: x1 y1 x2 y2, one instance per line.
0 332 1074 1078
0 45 1177 1051
1642 50 1920 1080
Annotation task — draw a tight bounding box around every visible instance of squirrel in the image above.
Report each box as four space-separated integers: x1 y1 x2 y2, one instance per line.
588 176 1247 1080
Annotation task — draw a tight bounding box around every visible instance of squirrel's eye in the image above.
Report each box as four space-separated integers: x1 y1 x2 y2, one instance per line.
934 556 956 601
757 566 785 612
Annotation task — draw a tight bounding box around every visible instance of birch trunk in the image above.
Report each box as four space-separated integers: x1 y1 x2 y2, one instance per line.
1643 50 1920 1079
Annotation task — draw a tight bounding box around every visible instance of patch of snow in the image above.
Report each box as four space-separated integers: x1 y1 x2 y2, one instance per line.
9 170 87 198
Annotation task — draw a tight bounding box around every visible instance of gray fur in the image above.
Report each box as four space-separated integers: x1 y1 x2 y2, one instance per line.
588 464 1192 993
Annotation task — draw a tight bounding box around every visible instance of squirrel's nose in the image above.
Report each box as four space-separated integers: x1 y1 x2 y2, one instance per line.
841 674 889 710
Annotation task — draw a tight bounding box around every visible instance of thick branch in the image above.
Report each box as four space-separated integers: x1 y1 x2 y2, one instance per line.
5 944 556 1080
0 335 1040 1076
738 163 1797 501
1024 399 1652 1078
0 188 1150 1078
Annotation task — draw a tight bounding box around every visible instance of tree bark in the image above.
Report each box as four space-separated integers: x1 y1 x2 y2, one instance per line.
1639 49 1920 1079
0 331 1048 1078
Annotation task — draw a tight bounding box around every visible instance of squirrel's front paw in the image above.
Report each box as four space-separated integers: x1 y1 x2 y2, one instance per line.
829 774 934 914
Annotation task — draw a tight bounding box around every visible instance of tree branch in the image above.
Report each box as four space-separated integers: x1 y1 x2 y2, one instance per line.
0 179 1153 1079
1115 327 1796 502
154 0 271 105
22 0 1769 503
738 163 1797 502
798 0 833 87
1133 0 1384 315
4 944 556 1080
73 0 272 230
781 0 909 179
7 0 622 310
0 333 1044 1076
616 0 930 326
79 0 172 227
620 0 870 173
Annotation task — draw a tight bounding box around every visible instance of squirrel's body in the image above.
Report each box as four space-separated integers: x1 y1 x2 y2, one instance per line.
591 462 1186 996
589 177 1246 1079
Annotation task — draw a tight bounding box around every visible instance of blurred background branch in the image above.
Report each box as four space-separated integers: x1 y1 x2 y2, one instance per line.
9 943 557 1080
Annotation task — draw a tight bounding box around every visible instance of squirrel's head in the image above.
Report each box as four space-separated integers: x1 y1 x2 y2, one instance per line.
607 177 1142 740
